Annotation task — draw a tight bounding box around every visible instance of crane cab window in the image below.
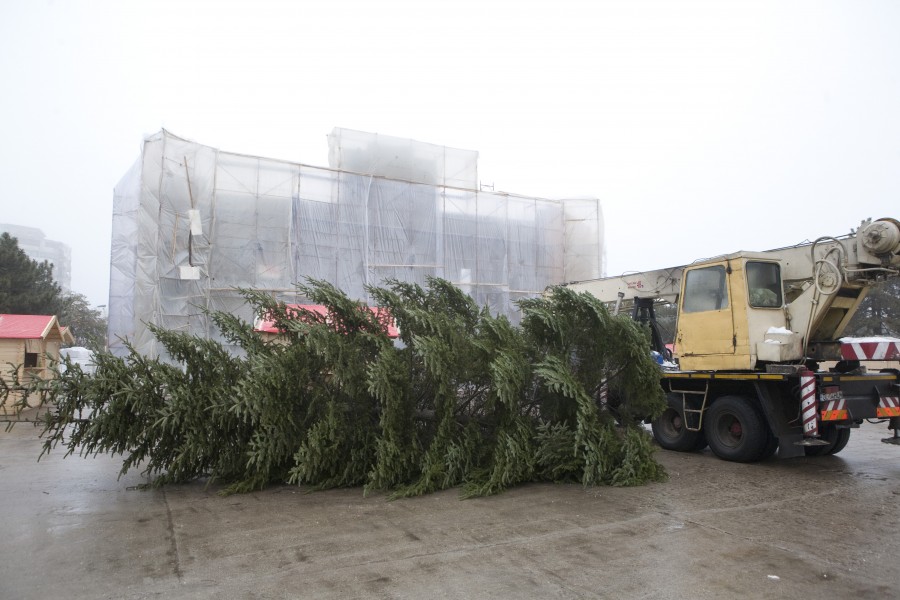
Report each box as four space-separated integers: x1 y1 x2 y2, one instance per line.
682 265 729 313
746 261 782 308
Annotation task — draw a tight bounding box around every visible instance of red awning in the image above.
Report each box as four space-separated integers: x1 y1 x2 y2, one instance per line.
254 304 399 338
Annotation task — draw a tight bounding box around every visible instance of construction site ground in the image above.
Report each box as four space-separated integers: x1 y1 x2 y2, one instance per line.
1 415 898 600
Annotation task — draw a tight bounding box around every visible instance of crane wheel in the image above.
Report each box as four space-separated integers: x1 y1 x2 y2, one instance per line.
705 395 769 462
651 394 707 452
804 426 851 456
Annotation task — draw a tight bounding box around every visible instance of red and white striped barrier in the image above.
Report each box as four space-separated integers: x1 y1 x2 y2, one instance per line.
820 397 847 421
821 393 899 420
800 368 818 437
839 337 900 361
877 395 900 418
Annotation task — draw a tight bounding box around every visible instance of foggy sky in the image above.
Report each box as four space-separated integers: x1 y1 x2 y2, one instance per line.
1 0 898 307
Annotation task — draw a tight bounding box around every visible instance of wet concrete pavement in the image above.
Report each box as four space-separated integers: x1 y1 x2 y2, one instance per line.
1 418 898 600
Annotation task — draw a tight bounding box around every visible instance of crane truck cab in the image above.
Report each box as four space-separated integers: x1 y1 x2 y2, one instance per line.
676 253 797 371
566 218 900 463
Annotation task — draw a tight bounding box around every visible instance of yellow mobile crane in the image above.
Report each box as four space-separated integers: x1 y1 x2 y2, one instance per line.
566 218 900 461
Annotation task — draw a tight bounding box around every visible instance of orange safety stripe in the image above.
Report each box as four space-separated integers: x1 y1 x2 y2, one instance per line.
820 409 848 421
876 407 900 418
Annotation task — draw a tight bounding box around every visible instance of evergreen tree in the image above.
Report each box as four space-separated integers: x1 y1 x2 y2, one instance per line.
845 279 900 337
0 232 64 316
8 278 668 498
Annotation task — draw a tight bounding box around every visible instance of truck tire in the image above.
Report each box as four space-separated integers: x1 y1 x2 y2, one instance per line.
804 426 851 457
705 395 769 462
829 427 851 455
651 394 706 452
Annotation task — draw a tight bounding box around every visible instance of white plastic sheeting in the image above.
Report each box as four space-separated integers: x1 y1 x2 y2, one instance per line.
109 129 604 357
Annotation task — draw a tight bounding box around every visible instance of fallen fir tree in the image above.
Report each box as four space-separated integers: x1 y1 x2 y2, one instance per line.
4 278 667 497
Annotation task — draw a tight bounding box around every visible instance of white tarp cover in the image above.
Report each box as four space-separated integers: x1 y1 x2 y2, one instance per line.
109 129 604 357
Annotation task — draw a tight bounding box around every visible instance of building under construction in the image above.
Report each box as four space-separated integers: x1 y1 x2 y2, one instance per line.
108 129 604 357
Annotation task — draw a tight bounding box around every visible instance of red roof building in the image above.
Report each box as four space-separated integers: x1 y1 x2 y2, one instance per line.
0 314 73 414
0 314 67 340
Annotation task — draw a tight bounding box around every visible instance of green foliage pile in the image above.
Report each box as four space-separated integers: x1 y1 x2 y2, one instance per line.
7 278 666 497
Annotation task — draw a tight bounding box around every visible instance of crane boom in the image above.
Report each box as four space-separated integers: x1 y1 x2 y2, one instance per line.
567 218 900 313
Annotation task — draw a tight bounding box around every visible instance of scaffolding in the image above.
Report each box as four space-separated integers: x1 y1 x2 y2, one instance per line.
109 129 604 357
